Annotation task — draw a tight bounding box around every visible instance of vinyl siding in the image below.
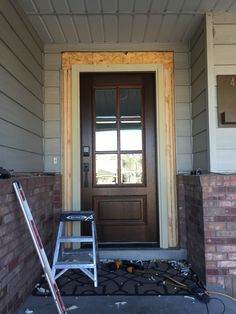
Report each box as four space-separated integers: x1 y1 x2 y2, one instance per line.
190 18 209 171
44 53 61 173
175 50 192 172
213 13 236 171
0 0 43 172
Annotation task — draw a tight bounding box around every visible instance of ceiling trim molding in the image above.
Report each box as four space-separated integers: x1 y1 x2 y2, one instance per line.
26 11 206 16
44 42 189 53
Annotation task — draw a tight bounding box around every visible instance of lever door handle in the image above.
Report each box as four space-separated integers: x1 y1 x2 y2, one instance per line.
83 162 89 172
83 162 89 187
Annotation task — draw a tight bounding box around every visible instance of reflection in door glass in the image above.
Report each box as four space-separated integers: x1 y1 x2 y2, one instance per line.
121 154 143 184
120 88 141 117
95 89 116 118
120 121 142 151
96 154 117 185
96 121 117 151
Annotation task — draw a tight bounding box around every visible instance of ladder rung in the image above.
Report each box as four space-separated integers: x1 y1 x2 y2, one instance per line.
55 261 95 268
59 236 93 243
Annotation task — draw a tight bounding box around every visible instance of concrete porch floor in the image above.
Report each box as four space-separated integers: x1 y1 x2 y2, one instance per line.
16 250 236 313
17 294 236 314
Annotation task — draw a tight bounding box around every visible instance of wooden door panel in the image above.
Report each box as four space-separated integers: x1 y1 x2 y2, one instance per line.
80 73 158 244
94 195 146 223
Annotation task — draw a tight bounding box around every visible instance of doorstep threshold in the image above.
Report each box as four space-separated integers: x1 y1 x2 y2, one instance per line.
98 247 187 261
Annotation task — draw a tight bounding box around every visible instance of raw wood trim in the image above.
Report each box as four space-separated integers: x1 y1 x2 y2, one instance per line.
62 52 173 69
164 65 178 247
61 52 177 247
61 69 72 211
61 69 73 239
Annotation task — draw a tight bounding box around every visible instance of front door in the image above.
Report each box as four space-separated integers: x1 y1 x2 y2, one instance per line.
80 73 158 244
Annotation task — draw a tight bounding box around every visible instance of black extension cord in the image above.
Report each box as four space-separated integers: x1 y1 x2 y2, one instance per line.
188 282 210 304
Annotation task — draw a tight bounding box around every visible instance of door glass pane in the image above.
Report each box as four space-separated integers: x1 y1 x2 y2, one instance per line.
121 154 143 184
96 154 117 185
96 121 117 151
120 121 142 151
95 89 116 118
120 88 141 117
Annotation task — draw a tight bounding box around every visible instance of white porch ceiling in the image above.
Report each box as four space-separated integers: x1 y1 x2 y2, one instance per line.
17 0 236 44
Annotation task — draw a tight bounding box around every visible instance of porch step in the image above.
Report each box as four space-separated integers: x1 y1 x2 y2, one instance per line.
98 248 187 261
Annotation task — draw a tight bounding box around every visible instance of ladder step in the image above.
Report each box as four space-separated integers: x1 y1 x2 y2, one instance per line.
55 261 95 268
59 236 93 243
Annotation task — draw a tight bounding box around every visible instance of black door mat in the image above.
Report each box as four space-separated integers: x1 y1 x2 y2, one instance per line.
33 260 204 297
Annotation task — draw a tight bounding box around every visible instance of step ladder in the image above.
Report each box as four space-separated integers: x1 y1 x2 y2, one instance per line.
13 181 67 314
52 211 98 287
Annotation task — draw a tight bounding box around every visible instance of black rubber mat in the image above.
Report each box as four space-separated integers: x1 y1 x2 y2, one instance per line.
33 260 202 297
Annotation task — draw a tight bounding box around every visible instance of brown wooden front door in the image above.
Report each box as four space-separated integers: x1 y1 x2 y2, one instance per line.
80 73 158 244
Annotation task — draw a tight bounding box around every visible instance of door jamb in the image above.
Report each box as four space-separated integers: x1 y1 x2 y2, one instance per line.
72 64 169 248
61 52 177 248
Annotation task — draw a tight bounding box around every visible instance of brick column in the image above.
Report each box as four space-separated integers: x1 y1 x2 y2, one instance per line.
201 175 236 292
178 174 236 294
0 176 62 314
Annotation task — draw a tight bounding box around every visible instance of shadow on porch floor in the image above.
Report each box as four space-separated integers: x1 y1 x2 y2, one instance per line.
17 294 236 314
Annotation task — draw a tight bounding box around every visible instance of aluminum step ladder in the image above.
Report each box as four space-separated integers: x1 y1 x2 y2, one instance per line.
52 211 98 287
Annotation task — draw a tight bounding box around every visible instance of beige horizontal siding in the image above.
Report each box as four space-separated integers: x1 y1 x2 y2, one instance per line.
192 91 207 117
214 24 236 45
1 0 42 64
192 111 208 136
0 147 43 172
175 102 191 120
176 154 192 172
44 71 60 87
193 151 208 170
0 0 43 172
44 52 61 173
0 67 43 118
213 13 236 172
190 18 209 171
0 40 42 101
176 137 192 154
216 129 236 149
0 14 42 82
193 132 208 153
0 93 42 136
44 138 60 155
214 45 236 65
0 120 43 154
45 105 60 121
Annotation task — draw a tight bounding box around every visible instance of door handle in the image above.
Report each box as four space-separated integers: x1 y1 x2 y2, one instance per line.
83 162 89 172
83 162 89 187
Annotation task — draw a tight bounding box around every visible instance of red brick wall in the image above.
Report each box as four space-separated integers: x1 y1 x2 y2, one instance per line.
177 176 187 249
177 175 206 282
201 175 236 290
0 176 61 314
178 174 236 292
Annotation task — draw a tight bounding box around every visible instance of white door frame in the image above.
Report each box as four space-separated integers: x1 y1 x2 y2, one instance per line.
71 64 169 248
